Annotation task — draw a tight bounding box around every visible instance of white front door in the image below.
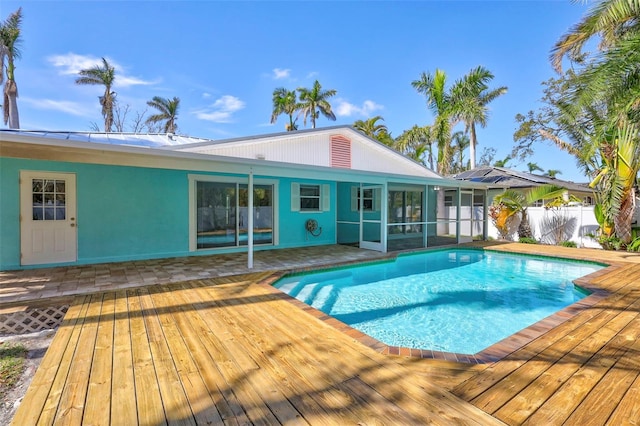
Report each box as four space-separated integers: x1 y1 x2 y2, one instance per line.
20 171 77 265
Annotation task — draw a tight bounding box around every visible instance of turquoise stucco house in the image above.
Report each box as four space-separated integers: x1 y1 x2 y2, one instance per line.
0 126 489 270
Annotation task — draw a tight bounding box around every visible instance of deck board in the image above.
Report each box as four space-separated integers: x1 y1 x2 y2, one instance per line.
10 242 640 425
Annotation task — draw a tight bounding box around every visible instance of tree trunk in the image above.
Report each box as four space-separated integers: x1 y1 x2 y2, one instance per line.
4 80 20 129
518 208 533 239
469 123 477 169
614 189 635 244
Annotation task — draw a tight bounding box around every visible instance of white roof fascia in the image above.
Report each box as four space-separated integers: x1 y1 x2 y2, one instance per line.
0 130 486 189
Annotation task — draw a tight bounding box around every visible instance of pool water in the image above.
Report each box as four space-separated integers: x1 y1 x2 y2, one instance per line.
274 249 603 354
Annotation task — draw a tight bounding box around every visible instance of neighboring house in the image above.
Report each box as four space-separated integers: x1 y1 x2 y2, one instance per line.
453 166 595 205
454 166 602 246
0 126 488 271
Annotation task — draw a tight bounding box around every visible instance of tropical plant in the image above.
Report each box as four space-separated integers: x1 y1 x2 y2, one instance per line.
146 96 180 133
492 184 568 240
626 236 640 252
546 169 562 178
550 0 640 73
395 125 434 169
527 162 544 173
560 240 577 248
0 7 23 129
493 155 512 168
412 66 506 173
412 69 456 174
488 202 515 240
451 131 470 173
270 87 299 131
589 123 640 243
354 115 394 146
451 66 507 169
76 57 117 132
519 237 538 244
354 115 386 138
297 80 337 129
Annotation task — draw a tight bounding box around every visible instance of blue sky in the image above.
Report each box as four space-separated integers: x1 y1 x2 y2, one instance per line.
3 1 591 181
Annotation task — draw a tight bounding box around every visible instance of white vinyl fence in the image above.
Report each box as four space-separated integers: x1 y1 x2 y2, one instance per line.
487 205 604 248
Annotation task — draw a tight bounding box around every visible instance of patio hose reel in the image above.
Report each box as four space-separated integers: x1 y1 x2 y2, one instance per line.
305 219 322 239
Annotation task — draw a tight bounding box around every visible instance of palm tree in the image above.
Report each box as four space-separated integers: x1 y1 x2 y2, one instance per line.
548 1 640 245
493 155 511 168
395 125 434 169
0 7 23 129
146 96 180 133
451 66 507 169
546 169 562 178
527 162 544 173
297 80 337 129
451 131 470 173
270 88 299 131
353 115 387 138
412 70 455 174
76 57 117 132
551 0 640 73
589 123 640 243
493 184 568 240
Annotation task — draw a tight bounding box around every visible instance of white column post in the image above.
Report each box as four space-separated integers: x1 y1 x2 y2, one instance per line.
248 170 254 269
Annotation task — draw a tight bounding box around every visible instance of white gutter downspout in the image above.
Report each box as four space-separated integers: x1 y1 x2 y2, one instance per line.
248 170 254 269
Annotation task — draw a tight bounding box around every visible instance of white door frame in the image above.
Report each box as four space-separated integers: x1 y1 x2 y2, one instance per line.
20 171 77 265
359 183 386 252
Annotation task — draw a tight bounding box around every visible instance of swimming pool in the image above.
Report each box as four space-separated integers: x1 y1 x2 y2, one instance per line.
274 249 603 354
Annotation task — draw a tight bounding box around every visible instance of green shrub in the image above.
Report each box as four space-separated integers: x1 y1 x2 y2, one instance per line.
518 237 538 244
560 241 577 248
627 237 640 252
598 235 625 251
0 342 27 398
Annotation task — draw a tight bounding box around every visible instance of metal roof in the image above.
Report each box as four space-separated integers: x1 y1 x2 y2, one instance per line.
0 129 211 147
453 166 591 192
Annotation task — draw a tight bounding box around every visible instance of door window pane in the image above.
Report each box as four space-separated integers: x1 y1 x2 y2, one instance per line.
32 178 66 221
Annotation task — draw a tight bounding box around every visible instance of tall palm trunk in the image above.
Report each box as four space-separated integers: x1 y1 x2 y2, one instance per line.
3 78 19 128
518 208 533 239
614 189 635 243
469 123 477 169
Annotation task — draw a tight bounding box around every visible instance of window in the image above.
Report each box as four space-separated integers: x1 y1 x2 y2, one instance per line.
300 185 321 211
291 183 330 212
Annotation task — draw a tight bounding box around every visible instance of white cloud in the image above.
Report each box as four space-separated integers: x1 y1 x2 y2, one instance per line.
306 71 319 79
22 97 91 117
47 53 156 87
335 99 383 117
194 95 245 123
273 68 291 79
47 53 101 75
202 92 212 99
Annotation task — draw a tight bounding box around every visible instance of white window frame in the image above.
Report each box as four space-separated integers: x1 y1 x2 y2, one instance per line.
291 182 330 212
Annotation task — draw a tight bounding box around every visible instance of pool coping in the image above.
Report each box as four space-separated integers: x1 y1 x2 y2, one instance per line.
259 247 615 364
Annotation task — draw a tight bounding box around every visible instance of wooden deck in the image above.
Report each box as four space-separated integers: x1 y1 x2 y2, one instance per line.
11 243 640 425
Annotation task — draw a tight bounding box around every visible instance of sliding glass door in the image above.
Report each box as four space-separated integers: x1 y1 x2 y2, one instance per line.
196 180 273 249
